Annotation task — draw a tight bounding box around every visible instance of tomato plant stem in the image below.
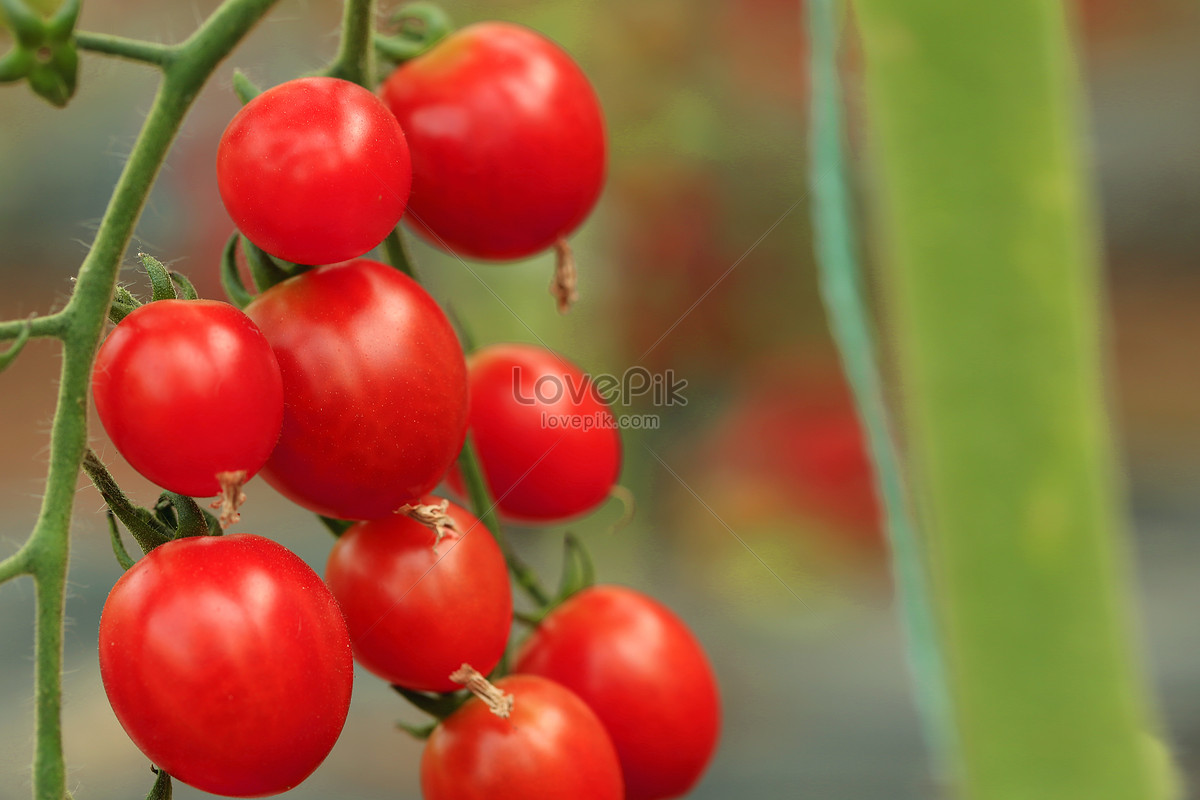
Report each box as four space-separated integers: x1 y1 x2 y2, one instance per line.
850 0 1163 796
457 434 551 608
806 0 955 780
72 32 176 67
328 0 375 86
382 226 417 278
0 312 65 340
2 1 282 796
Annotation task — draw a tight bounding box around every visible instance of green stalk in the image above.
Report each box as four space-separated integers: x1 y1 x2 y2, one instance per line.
327 0 375 86
0 1 280 796
806 0 953 777
850 1 1161 797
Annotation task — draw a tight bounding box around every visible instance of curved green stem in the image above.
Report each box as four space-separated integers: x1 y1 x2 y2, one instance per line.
326 0 375 86
0 545 31 583
382 227 416 278
457 434 550 608
0 312 65 340
73 32 176 67
12 1 281 796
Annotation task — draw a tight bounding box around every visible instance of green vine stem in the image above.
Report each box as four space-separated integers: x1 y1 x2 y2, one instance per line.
0 1 280 796
73 32 174 67
326 0 375 86
806 0 955 778
850 0 1163 797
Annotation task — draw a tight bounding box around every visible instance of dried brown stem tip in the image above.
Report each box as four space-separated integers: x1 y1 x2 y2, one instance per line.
396 498 459 551
549 238 578 315
211 471 247 529
450 664 513 719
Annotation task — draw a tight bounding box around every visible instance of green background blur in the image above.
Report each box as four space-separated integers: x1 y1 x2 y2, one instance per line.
1 1 1198 798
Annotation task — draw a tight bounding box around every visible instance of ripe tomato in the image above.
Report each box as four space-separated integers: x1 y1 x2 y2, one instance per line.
515 585 721 800
324 498 512 692
422 674 624 800
380 22 605 260
217 77 411 266
451 343 621 523
245 259 468 520
91 299 283 498
98 534 353 797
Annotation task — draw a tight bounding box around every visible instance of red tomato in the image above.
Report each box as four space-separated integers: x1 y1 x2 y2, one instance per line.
91 299 283 498
98 534 353 797
380 22 605 260
324 498 512 692
515 585 721 800
245 259 468 520
422 674 624 800
451 343 621 523
217 77 411 266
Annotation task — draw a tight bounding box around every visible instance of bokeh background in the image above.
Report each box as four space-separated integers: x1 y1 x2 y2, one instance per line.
2 0 1198 798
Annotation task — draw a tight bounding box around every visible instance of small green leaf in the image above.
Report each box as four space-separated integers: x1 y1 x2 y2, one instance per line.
554 532 595 604
164 492 210 539
0 47 33 82
375 2 453 64
395 719 437 740
105 511 136 571
45 0 79 39
152 493 178 531
138 253 177 301
318 515 354 537
0 0 46 47
168 270 199 300
231 69 260 104
240 236 291 293
392 685 465 720
219 232 255 309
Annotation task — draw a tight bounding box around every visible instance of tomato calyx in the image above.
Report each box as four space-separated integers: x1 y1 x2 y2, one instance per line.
450 664 514 718
396 498 459 551
391 662 513 739
550 239 579 314
83 450 224 569
108 253 201 324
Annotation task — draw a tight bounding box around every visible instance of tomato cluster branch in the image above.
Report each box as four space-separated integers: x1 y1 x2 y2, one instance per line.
72 32 175 69
326 0 375 86
0 0 282 795
455 434 551 608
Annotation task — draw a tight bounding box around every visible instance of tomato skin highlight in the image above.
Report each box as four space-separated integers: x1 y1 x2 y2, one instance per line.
453 343 621 524
421 674 624 800
245 258 468 520
98 534 353 798
515 585 721 800
217 76 412 266
91 299 284 498
325 498 512 693
380 22 605 260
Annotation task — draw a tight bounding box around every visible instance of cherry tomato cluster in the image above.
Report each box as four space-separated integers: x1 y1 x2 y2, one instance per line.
90 16 719 800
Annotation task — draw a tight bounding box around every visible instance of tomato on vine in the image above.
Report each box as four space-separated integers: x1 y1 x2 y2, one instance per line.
515 585 721 800
422 670 624 800
324 498 512 692
91 299 283 501
451 343 621 523
98 534 353 797
245 258 468 520
217 77 412 266
380 22 605 261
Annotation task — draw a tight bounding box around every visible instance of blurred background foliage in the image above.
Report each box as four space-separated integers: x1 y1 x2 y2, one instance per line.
0 0 1197 798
